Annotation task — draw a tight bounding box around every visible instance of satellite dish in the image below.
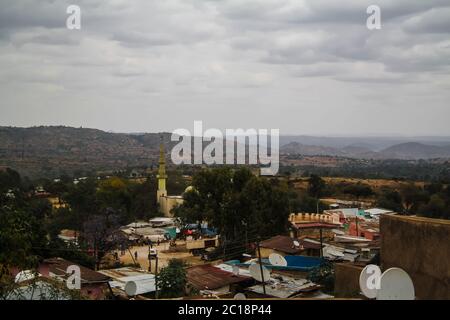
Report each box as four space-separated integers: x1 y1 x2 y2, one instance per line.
293 240 300 247
233 293 246 300
376 268 415 300
269 253 287 267
249 263 270 283
359 264 381 299
15 270 36 283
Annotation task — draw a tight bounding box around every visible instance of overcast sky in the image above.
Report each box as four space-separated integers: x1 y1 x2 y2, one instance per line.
1 0 449 136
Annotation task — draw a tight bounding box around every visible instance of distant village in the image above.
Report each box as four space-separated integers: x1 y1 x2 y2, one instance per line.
2 142 449 300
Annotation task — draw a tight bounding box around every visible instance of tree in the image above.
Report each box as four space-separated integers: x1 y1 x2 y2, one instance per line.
400 184 428 214
307 261 335 294
0 206 47 269
82 209 127 270
157 259 187 298
175 167 290 242
307 174 325 198
290 193 326 213
424 182 443 195
63 178 99 229
418 195 448 219
377 189 403 213
342 183 374 199
44 180 69 204
129 175 158 220
0 168 21 193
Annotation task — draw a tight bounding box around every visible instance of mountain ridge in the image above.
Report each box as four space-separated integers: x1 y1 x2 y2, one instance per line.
1 126 450 177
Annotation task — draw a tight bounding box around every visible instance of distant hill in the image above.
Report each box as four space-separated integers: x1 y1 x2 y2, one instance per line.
378 142 450 159
280 141 450 160
279 135 450 150
1 126 450 178
280 142 344 156
0 126 172 178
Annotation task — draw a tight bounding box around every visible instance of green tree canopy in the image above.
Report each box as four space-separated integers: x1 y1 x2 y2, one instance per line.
157 259 187 298
174 167 290 241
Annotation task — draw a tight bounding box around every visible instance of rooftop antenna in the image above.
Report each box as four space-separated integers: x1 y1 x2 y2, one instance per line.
376 268 415 300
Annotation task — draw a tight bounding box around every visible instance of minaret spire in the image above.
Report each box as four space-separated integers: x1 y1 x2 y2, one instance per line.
156 135 167 203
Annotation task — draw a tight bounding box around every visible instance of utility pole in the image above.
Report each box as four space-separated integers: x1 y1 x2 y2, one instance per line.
148 246 152 272
355 214 359 237
128 248 137 266
319 227 323 258
256 239 266 295
154 255 159 299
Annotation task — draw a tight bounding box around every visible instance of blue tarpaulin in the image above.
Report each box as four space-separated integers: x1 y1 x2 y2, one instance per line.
226 255 324 272
201 227 217 237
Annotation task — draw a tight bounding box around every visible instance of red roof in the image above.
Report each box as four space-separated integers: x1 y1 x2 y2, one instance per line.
292 222 338 229
187 264 252 290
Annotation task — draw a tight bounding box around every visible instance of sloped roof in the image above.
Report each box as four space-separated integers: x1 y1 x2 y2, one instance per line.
259 235 321 254
43 258 110 284
186 264 252 290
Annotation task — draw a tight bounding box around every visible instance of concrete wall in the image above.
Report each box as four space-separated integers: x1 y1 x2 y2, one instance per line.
380 215 450 300
159 196 184 217
334 263 364 298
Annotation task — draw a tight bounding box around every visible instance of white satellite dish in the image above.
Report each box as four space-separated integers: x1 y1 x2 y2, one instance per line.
14 270 36 283
233 293 247 300
269 253 287 267
359 264 381 299
248 263 270 283
376 268 415 300
293 240 300 247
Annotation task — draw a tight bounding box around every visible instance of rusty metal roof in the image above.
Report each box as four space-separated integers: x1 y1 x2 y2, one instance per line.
43 258 110 284
260 235 321 254
186 264 252 290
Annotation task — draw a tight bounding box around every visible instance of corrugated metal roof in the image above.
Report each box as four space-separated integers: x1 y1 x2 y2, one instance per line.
246 276 318 298
43 258 110 283
260 235 321 254
186 264 252 290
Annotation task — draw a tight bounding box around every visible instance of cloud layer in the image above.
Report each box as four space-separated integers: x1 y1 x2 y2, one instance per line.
1 0 449 135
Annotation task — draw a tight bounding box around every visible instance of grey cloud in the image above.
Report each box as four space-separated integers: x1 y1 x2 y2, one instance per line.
0 0 450 135
403 7 450 34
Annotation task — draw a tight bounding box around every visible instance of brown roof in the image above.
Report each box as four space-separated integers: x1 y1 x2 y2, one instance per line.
186 264 252 290
59 229 78 238
259 235 321 254
43 258 110 284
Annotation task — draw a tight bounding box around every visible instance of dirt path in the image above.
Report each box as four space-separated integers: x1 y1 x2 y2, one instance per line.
117 240 204 273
